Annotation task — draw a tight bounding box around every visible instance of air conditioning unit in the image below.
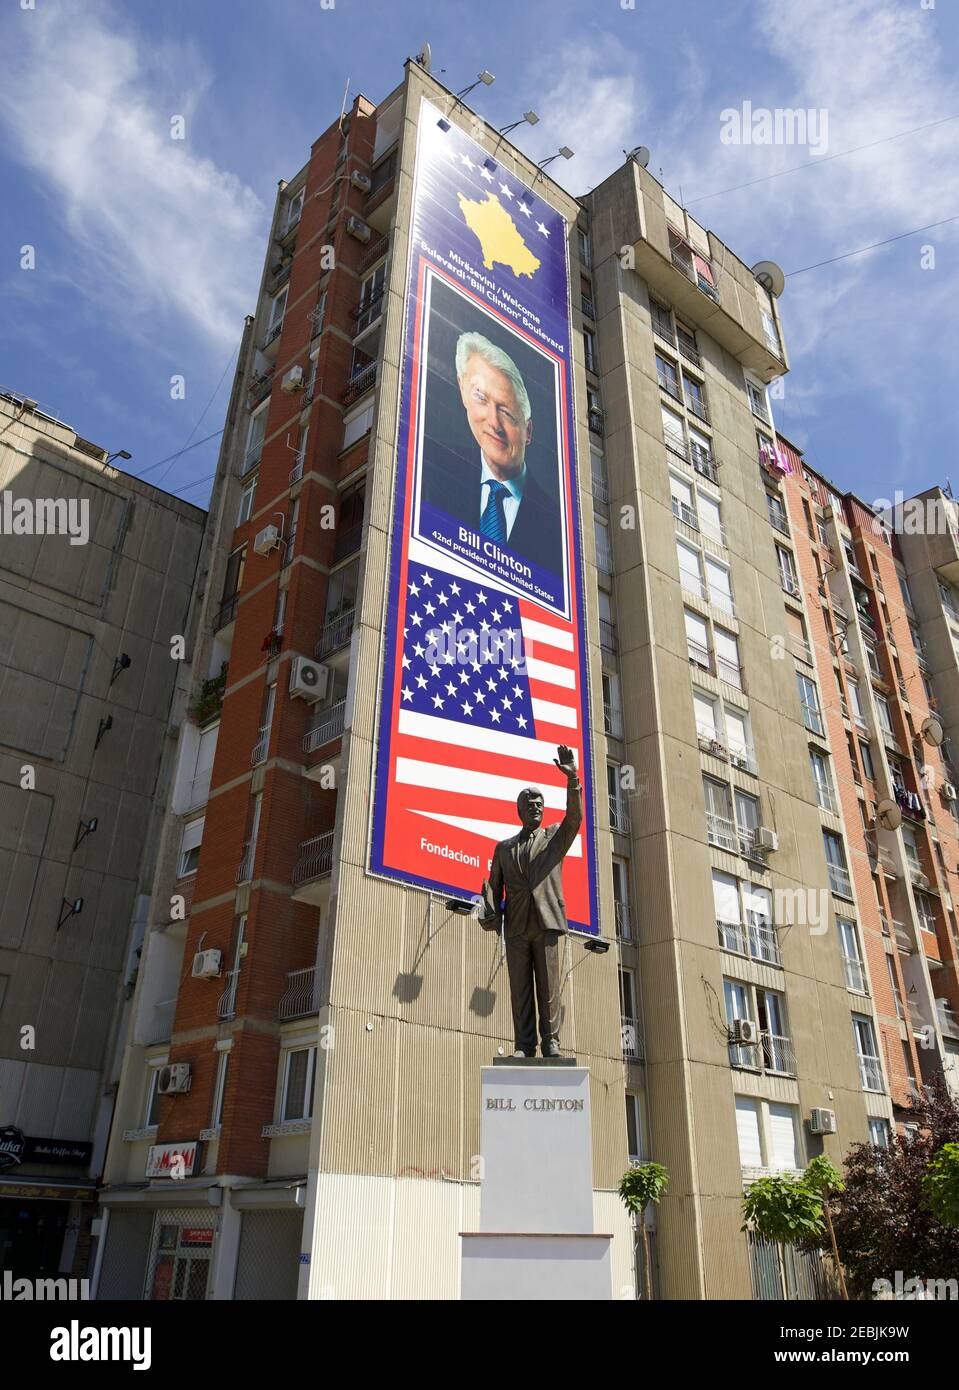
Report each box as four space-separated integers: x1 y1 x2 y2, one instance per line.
289 656 329 703
754 827 779 853
942 782 957 801
157 1063 192 1096
346 215 371 244
809 1107 837 1135
281 365 305 393
253 524 282 556
191 949 222 980
350 170 372 193
732 1018 758 1046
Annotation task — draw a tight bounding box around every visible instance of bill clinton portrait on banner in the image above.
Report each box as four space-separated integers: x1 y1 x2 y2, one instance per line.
413 272 568 611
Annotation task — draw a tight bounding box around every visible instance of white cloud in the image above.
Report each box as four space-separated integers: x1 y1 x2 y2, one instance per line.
0 0 264 350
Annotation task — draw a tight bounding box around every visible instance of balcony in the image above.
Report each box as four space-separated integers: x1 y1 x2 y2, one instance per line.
857 1054 884 1093
316 608 355 659
762 1031 796 1076
581 294 595 319
683 389 709 424
304 700 346 753
621 1015 641 1060
217 969 239 1021
141 998 176 1047
609 797 631 835
353 287 386 337
651 312 675 347
677 329 700 369
247 372 273 410
591 469 609 505
657 369 682 404
359 234 389 274
292 830 335 889
333 523 363 564
261 319 284 356
278 966 320 1021
604 701 623 739
717 918 749 955
615 900 632 941
706 811 737 852
748 917 782 965
215 594 240 632
827 863 852 898
239 440 263 477
341 361 377 407
599 618 617 653
767 504 790 537
690 446 719 484
289 461 304 486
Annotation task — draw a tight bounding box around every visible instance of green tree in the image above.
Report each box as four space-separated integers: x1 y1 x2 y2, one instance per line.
804 1155 848 1299
741 1174 825 1300
618 1162 669 1300
922 1142 959 1227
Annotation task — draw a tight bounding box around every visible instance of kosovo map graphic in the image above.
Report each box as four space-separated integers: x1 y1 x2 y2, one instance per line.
456 191 542 279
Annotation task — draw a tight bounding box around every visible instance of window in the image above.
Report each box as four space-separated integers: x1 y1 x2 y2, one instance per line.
334 477 366 560
236 479 256 527
146 1068 162 1127
284 187 304 231
266 286 287 340
767 492 789 535
776 545 800 597
689 426 715 479
324 558 359 621
311 289 327 338
685 609 711 670
676 322 699 366
694 689 719 747
734 789 761 857
705 556 733 614
724 980 754 1067
760 307 780 357
577 227 591 268
886 955 905 1019
899 574 914 611
608 763 629 833
874 694 893 736
725 980 794 1074
603 670 623 738
238 795 262 883
662 405 686 458
677 539 705 599
650 298 673 342
704 777 735 850
625 1093 642 1160
242 407 267 475
177 817 205 878
714 871 779 963
747 380 770 423
595 517 613 573
852 1015 884 1091
220 545 246 605
725 707 753 770
612 858 632 939
837 918 866 992
823 831 852 898
670 473 696 529
656 353 681 401
714 627 741 688
211 1050 230 1128
915 891 937 936
847 680 866 731
797 672 824 736
864 640 882 678
858 738 876 781
697 492 723 546
809 748 836 813
583 329 597 373
940 582 959 621
282 1047 316 1121
683 375 707 422
186 723 218 809
355 263 386 335
342 401 374 452
868 1118 890 1148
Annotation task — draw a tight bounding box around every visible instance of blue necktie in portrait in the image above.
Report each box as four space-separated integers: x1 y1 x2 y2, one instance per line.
481 479 510 543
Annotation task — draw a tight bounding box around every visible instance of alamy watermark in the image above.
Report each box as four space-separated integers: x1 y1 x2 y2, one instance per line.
720 101 829 155
872 1271 957 1300
872 491 955 537
1 1270 90 1300
0 493 89 545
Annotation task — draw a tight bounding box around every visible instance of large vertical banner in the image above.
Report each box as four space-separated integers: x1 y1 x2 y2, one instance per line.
369 98 598 934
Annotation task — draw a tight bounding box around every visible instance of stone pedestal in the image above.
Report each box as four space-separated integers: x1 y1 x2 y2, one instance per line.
460 1062 612 1300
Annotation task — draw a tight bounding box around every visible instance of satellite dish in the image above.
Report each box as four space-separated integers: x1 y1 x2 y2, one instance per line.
876 799 903 831
752 260 786 297
415 41 432 72
626 146 650 168
921 715 944 747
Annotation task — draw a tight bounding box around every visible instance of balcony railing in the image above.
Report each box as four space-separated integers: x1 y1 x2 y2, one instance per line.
304 700 346 753
800 701 825 737
767 505 790 536
595 532 613 573
316 608 355 658
262 319 284 351
827 863 852 898
657 370 682 404
672 497 699 531
236 841 254 884
333 522 364 563
609 797 631 834
857 1054 884 1093
687 638 712 672
677 330 700 369
278 966 320 1021
780 572 802 599
815 782 839 815
762 1031 796 1076
215 594 240 631
217 970 239 1021
690 446 718 483
651 313 675 347
292 830 335 887
621 1015 640 1060
581 294 595 319
615 900 632 941
842 954 867 993
591 470 609 505
599 618 617 653
359 234 389 274
604 701 623 738
706 811 737 852
251 725 270 766
718 918 749 955
684 390 708 424
341 361 377 407
587 407 605 437
239 440 263 476
748 916 782 965
352 287 386 335
716 656 742 689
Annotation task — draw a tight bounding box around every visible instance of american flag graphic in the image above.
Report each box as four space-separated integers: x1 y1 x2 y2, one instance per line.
378 558 589 923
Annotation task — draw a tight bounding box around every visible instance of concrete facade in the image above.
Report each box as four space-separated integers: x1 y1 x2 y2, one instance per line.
0 389 205 1280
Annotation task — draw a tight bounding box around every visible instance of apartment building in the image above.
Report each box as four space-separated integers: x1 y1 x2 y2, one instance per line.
96 56 898 1302
0 390 205 1279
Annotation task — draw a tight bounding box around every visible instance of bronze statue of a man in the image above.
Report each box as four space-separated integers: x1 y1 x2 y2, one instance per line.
479 746 582 1057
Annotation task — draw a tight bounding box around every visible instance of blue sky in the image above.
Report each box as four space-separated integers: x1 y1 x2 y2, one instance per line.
1 0 957 511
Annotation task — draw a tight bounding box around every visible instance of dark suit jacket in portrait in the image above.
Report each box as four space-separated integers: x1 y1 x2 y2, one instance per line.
480 776 583 938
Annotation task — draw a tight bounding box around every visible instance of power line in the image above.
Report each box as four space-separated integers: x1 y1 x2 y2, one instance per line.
786 213 959 277
153 344 237 488
173 470 218 496
688 112 959 205
131 428 224 479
